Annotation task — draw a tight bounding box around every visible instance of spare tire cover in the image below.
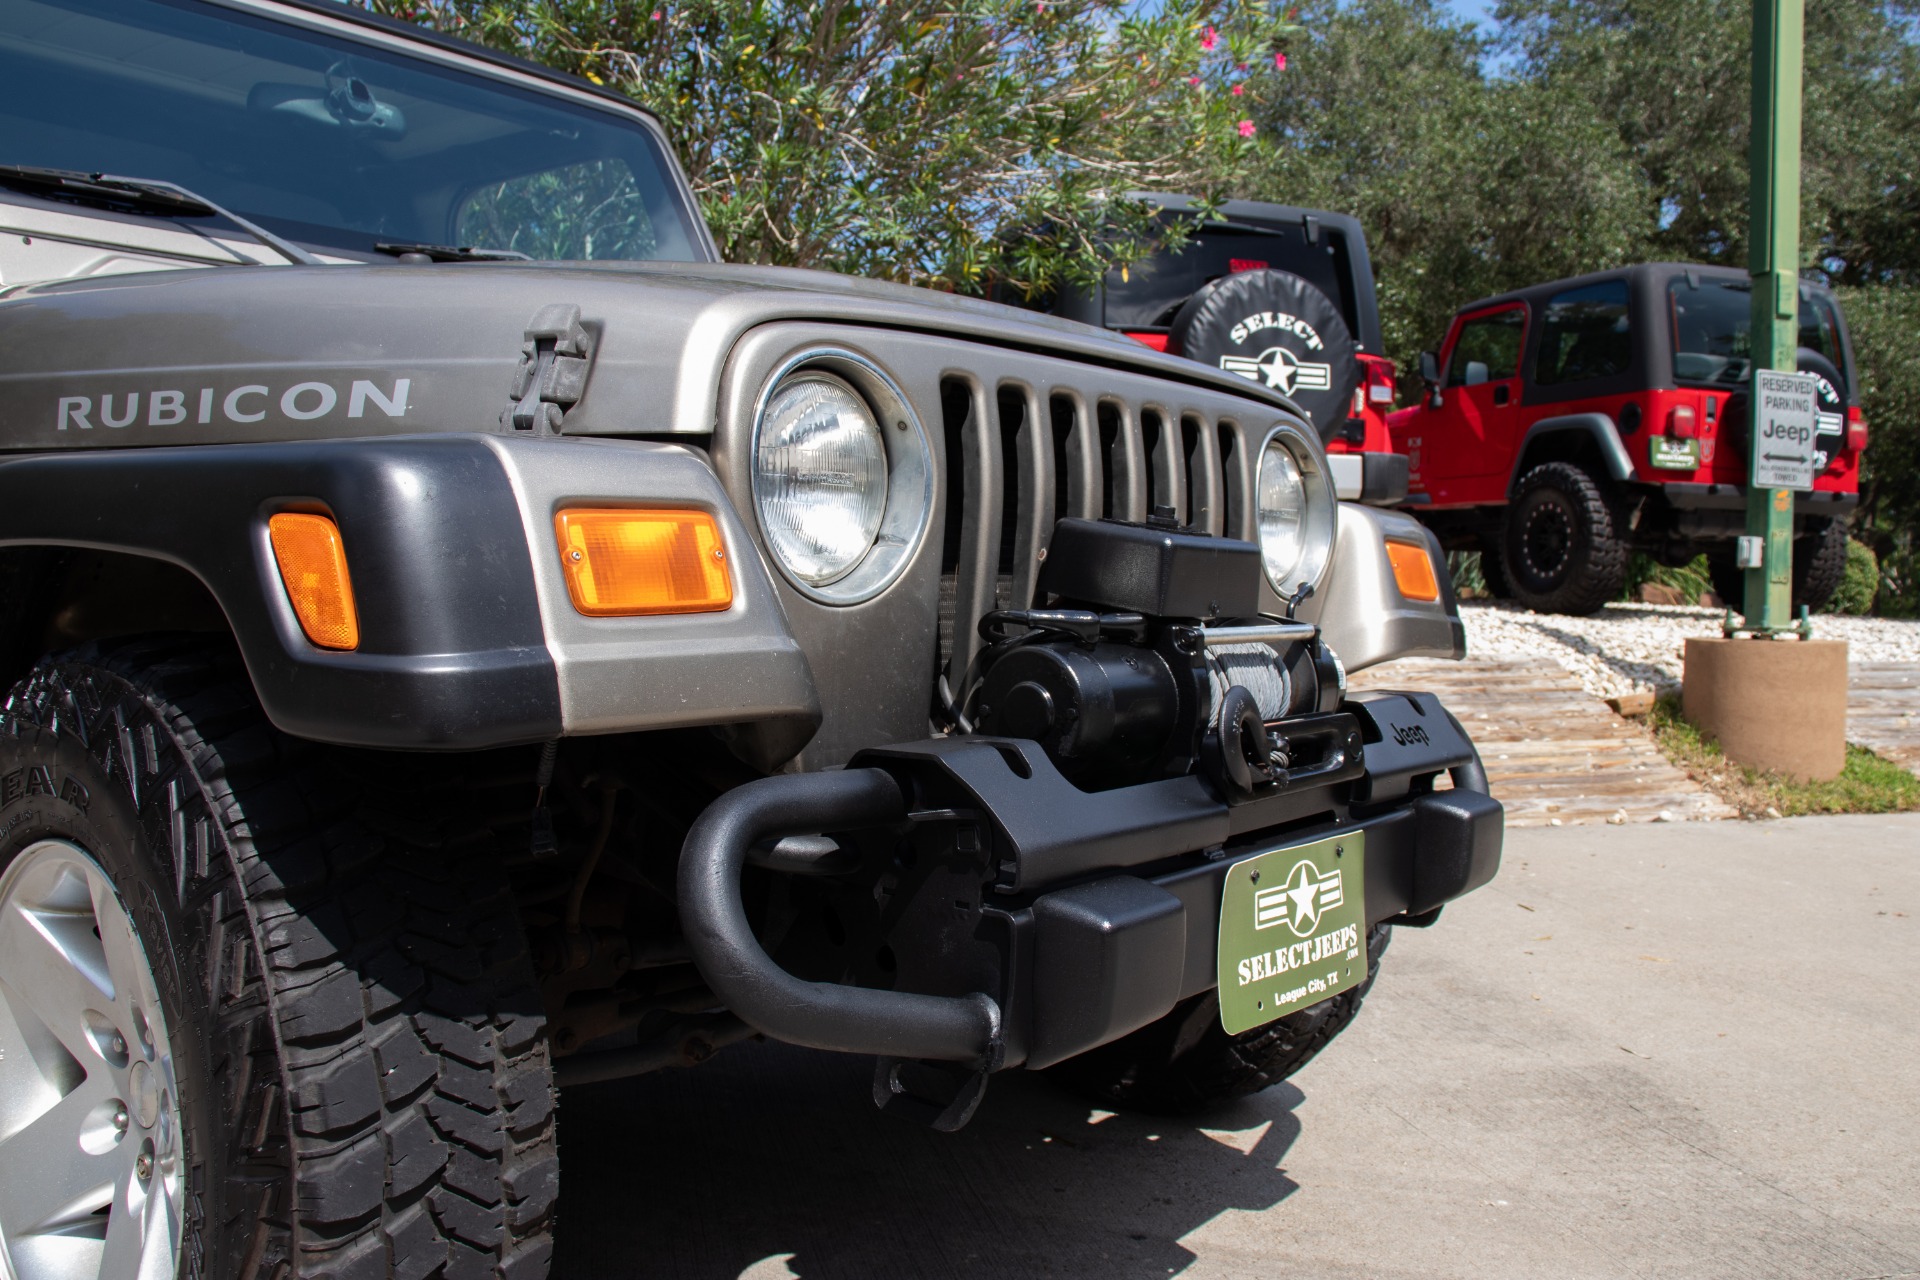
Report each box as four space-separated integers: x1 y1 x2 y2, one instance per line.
1797 348 1849 472
1167 269 1361 436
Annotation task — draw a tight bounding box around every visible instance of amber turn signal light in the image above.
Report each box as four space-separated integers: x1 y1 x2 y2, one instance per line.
268 512 360 650
1385 539 1440 602
554 508 733 617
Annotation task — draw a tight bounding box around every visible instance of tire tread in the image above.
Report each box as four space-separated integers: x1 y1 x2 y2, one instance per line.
1504 461 1628 616
2 637 554 1279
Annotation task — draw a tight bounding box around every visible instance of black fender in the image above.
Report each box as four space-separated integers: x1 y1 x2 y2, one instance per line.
1508 412 1634 494
0 436 562 747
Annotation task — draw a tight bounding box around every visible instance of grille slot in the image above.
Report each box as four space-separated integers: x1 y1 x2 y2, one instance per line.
938 377 1262 685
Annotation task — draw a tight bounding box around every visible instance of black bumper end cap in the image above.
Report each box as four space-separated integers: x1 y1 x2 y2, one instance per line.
1405 787 1504 916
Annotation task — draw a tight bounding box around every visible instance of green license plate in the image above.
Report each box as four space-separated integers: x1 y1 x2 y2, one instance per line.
1649 437 1700 469
1215 833 1367 1035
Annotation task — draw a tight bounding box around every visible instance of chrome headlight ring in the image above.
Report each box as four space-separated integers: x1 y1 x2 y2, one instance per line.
749 348 934 605
1254 421 1337 602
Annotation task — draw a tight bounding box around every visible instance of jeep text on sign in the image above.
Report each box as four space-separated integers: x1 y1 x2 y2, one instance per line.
1751 369 1819 491
1216 832 1368 1034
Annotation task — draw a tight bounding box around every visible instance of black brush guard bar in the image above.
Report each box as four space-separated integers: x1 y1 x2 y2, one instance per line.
679 767 1004 1066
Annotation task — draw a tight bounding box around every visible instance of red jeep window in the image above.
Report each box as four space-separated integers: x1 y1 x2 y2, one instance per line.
1668 278 1850 386
1534 281 1632 386
1446 309 1525 386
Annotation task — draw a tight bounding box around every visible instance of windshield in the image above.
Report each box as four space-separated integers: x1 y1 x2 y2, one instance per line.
1 0 705 262
1667 277 1848 387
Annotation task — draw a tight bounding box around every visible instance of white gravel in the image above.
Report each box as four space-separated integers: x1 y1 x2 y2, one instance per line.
1461 601 1920 700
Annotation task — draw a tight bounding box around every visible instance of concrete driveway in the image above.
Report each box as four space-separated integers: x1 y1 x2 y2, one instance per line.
554 814 1920 1279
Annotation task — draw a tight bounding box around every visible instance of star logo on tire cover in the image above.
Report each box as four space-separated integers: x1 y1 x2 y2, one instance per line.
1220 346 1333 396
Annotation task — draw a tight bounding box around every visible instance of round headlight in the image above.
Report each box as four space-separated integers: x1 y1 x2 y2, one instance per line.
753 373 887 587
1256 429 1335 598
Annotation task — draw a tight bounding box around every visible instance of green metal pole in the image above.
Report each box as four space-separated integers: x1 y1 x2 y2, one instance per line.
1744 0 1803 633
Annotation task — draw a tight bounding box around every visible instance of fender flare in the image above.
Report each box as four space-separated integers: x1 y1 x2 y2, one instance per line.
1509 412 1634 494
0 434 821 757
0 436 564 748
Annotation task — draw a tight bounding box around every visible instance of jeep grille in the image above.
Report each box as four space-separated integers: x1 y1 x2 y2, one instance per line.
936 375 1269 682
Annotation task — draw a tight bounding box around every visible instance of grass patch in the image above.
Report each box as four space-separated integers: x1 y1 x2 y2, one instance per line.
1648 696 1920 818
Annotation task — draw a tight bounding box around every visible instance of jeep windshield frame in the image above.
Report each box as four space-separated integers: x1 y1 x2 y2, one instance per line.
2 0 713 265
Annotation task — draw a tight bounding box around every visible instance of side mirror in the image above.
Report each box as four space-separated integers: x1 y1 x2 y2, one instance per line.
1418 351 1443 408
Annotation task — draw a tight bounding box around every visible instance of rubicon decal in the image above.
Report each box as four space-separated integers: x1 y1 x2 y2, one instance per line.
55 378 410 430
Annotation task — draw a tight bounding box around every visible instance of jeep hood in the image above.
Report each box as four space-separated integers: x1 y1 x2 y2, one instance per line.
0 260 1288 449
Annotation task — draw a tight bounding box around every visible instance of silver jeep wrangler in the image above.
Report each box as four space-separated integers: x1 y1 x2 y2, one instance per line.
0 3 1500 1277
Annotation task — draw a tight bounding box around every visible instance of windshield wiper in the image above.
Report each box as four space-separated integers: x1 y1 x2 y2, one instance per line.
375 242 531 263
0 164 323 266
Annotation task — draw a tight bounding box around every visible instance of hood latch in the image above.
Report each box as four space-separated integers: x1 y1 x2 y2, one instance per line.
505 303 593 433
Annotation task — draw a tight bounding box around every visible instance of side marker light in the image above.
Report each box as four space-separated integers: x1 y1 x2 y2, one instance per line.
268 512 360 650
1385 539 1440 602
555 508 733 616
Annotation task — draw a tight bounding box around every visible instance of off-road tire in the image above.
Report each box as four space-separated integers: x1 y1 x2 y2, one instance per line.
1502 461 1628 616
1045 923 1390 1114
0 637 556 1280
1792 518 1849 613
1706 517 1850 615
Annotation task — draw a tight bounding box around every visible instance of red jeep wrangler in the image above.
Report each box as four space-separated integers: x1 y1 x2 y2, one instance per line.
1389 263 1864 614
1008 195 1408 504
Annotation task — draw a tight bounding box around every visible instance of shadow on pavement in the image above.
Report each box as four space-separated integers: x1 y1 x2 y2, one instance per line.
554 1038 1303 1279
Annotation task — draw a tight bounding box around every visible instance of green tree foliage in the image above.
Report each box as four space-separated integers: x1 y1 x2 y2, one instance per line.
1496 0 1920 284
1248 0 1646 361
1840 285 1920 613
1830 539 1881 616
374 0 1295 295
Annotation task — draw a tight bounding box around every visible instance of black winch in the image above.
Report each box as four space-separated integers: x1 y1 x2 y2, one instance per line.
960 516 1349 798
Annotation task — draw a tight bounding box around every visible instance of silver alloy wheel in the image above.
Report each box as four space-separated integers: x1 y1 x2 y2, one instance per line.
0 840 184 1280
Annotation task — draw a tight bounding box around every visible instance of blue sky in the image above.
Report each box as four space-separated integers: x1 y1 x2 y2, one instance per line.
1441 0 1502 29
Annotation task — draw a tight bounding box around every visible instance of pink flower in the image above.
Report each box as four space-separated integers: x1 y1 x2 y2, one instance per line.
1237 119 1256 138
1231 83 1244 95
1200 26 1218 50
1188 74 1202 87
1237 62 1249 71
651 8 662 16
1274 51 1287 70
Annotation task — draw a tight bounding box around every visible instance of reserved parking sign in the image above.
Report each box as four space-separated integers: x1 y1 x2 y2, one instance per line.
1752 369 1820 491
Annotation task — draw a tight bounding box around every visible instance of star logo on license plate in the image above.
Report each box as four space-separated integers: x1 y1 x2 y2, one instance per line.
1253 860 1345 937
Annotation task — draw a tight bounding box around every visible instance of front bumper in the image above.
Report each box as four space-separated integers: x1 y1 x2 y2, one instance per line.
678 689 1502 1119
